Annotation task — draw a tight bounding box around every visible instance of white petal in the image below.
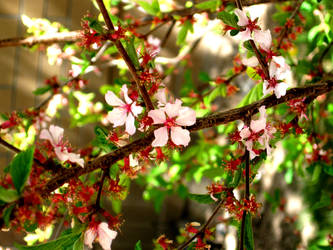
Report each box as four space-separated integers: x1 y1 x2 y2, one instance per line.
67 152 84 167
84 228 97 249
254 29 271 52
250 119 266 133
155 88 167 106
40 129 53 144
175 107 196 126
237 28 252 42
165 102 181 118
263 80 271 96
98 222 117 250
49 125 64 145
107 108 127 127
125 113 136 135
148 109 166 124
105 91 124 107
274 82 288 98
170 127 191 146
121 84 132 104
152 127 168 147
234 9 249 26
131 102 143 117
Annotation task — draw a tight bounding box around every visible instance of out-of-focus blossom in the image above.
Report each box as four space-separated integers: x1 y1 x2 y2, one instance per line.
84 221 117 250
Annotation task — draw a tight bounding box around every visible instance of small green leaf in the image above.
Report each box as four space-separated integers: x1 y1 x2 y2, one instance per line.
0 187 19 203
82 16 104 33
217 11 239 28
246 67 261 81
243 40 254 51
16 232 82 250
195 0 220 11
313 192 331 210
135 240 142 250
188 193 217 204
135 0 158 15
33 86 52 95
9 146 35 194
73 234 84 250
323 163 333 176
3 204 15 227
311 164 321 183
109 164 120 180
244 213 254 250
177 20 193 45
123 37 140 70
151 0 160 14
230 29 239 36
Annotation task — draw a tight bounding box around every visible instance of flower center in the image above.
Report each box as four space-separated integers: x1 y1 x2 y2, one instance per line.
122 103 132 113
267 77 278 88
164 117 176 129
247 18 259 32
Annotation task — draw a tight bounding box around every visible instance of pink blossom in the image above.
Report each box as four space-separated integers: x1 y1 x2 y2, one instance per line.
105 85 143 135
148 101 196 147
234 9 271 51
263 56 291 98
239 106 275 159
40 125 84 167
84 222 117 250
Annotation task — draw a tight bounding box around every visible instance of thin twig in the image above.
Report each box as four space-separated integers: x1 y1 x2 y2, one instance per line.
96 0 154 111
177 199 224 250
318 41 333 67
95 170 108 210
277 0 304 50
161 21 176 48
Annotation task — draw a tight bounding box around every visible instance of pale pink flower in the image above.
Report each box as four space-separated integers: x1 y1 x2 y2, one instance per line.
146 35 161 57
105 85 143 135
148 101 196 147
239 106 275 159
84 222 117 250
234 9 271 51
40 125 84 167
263 56 291 98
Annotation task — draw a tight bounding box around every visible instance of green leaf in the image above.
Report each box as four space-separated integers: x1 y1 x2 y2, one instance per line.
33 86 52 95
243 40 254 51
323 163 333 176
230 29 239 36
151 0 160 14
9 146 35 194
311 164 321 183
246 67 261 81
82 16 103 33
313 192 331 210
73 234 84 250
195 0 220 11
109 164 120 180
135 240 142 250
94 126 117 152
237 82 263 107
0 186 19 203
16 232 82 250
177 20 193 45
244 213 254 250
135 0 158 15
111 199 122 214
188 193 216 204
3 204 15 227
123 37 140 70
217 11 239 28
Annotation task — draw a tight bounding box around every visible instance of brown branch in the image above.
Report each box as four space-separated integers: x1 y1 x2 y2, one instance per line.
177 199 224 250
318 41 333 67
249 40 270 79
276 0 304 50
161 21 176 48
96 0 154 111
39 81 333 196
0 31 81 48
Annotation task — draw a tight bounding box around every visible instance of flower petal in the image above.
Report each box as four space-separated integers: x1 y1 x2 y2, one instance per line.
234 9 249 26
131 102 143 117
170 127 191 146
148 109 166 124
107 108 127 127
165 101 181 118
254 29 271 52
121 84 132 104
274 82 288 98
240 127 251 139
125 113 136 135
263 80 271 96
105 91 124 107
54 147 69 162
67 152 84 167
97 222 117 250
175 107 196 126
84 228 97 249
237 28 252 42
49 125 64 146
152 127 168 147
250 119 266 133
241 56 259 67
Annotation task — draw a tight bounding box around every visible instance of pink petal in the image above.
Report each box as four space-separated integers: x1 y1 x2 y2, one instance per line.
165 102 181 118
84 228 97 249
121 84 132 104
131 102 143 117
97 222 117 250
105 91 124 107
107 108 127 127
244 140 253 152
40 129 53 144
125 113 136 135
274 82 288 98
237 28 252 42
234 9 249 26
250 119 266 133
148 109 166 124
249 149 257 160
254 30 271 52
49 125 64 145
155 88 167 107
241 56 259 67
170 127 191 146
263 80 271 96
258 106 266 119
54 147 69 162
152 127 168 147
175 107 196 126
67 152 84 167
240 127 251 139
